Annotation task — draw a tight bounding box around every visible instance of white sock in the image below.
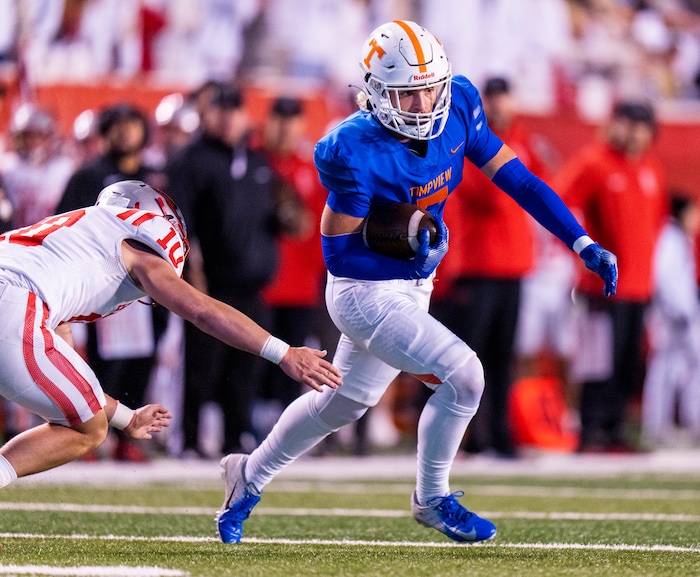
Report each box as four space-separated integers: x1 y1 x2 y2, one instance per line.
415 391 475 504
0 454 18 488
246 391 337 490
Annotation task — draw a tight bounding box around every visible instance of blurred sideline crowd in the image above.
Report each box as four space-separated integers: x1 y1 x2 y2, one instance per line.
3 1 700 112
1 0 700 462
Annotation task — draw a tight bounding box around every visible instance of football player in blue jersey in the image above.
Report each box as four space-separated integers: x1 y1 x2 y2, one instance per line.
216 20 617 544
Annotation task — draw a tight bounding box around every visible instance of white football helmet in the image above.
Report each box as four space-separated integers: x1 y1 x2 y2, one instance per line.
96 180 189 259
359 20 452 140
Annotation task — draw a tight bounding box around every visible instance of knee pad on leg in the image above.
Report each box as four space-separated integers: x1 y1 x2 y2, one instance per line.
434 355 485 415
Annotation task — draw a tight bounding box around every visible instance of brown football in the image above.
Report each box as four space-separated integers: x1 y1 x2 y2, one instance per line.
362 202 438 260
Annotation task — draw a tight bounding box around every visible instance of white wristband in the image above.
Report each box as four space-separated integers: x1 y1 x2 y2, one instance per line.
109 402 135 430
572 235 595 255
260 335 290 365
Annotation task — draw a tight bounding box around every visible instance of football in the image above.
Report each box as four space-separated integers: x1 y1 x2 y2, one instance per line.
362 202 439 260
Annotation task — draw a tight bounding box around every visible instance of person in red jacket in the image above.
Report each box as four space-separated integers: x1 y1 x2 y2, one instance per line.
434 77 544 458
556 100 667 452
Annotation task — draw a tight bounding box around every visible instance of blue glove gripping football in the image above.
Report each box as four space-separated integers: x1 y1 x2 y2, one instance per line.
580 243 618 297
409 220 449 280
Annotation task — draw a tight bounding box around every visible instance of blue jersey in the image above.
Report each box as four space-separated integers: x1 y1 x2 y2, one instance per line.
315 74 587 281
314 75 502 225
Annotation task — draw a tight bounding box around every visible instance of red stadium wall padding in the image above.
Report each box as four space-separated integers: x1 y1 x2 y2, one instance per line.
2 80 699 198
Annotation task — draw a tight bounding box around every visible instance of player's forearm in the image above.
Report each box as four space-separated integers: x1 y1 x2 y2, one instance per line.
491 157 588 250
196 297 271 356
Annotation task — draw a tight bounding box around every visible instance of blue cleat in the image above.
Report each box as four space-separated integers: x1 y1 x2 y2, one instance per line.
215 454 261 543
411 491 497 543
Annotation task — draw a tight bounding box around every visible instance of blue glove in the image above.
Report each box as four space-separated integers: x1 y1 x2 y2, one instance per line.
580 243 618 297
409 220 449 279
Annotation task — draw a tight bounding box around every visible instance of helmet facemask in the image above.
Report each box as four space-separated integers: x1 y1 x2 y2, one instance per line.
365 73 451 140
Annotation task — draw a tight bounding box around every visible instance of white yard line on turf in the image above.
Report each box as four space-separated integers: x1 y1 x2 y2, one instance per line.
0 533 699 554
0 566 186 576
2 502 700 523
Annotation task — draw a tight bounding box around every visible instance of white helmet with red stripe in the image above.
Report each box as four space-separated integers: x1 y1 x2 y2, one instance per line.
96 180 189 260
359 20 452 140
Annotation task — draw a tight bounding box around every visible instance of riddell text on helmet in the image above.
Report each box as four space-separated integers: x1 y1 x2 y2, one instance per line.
413 72 435 81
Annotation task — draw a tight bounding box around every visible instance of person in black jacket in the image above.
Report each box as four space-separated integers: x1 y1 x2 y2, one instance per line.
165 82 298 457
57 103 162 210
55 103 169 462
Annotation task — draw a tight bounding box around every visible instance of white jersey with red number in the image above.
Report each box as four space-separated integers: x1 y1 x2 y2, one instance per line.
0 205 186 328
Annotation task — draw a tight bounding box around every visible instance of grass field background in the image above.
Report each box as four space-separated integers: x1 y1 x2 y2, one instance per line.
1 451 700 577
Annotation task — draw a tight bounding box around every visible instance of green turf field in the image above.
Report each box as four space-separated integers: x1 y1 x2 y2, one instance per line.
1 461 699 577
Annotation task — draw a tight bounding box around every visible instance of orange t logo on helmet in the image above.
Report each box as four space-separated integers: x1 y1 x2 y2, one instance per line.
363 38 386 69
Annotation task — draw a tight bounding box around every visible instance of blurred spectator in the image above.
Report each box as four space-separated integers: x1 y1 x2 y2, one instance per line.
0 103 74 227
563 0 700 115
56 101 168 462
22 0 141 84
150 0 262 86
641 192 700 448
255 0 370 93
145 92 200 170
5 0 700 113
189 79 223 119
557 99 667 453
630 0 679 98
57 102 161 209
70 108 103 165
433 77 538 459
630 0 700 99
137 0 168 75
6 0 700 111
366 0 416 25
165 82 287 457
257 96 332 430
565 0 640 120
420 0 574 113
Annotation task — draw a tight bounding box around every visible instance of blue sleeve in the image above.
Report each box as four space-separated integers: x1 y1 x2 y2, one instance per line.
314 129 371 218
326 189 370 218
491 157 587 250
322 232 414 280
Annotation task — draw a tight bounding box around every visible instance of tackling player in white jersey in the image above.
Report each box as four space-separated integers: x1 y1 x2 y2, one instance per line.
216 20 617 544
0 180 342 488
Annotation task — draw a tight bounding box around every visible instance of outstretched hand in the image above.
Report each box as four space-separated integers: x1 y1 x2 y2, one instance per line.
580 243 618 297
124 404 172 440
279 347 343 392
